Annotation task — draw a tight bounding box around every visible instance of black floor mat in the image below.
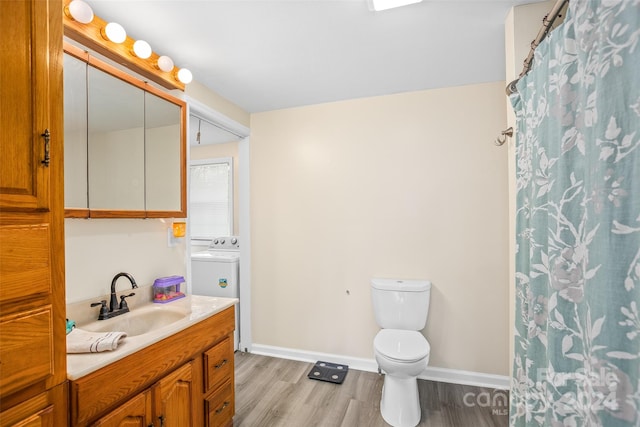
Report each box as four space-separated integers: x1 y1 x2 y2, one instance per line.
307 360 349 384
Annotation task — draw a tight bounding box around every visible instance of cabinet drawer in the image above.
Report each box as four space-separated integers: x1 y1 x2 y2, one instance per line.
205 380 233 427
90 390 151 427
0 391 52 427
203 336 233 393
0 224 51 303
6 405 53 427
0 307 54 396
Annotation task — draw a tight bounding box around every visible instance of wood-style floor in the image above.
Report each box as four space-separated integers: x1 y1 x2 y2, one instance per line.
233 352 509 427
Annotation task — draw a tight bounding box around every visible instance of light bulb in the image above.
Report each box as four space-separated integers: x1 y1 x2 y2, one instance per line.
133 40 152 59
157 56 174 73
177 68 193 84
66 0 94 24
102 22 126 44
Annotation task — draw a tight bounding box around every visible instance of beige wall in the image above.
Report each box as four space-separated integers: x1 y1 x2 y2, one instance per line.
250 82 510 375
190 141 241 236
185 81 250 129
65 218 187 303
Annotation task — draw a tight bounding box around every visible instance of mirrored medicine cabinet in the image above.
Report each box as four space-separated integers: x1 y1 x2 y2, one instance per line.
63 42 186 219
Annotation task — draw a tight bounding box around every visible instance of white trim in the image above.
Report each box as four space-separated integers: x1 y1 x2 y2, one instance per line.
418 366 510 390
238 137 252 352
251 344 378 373
249 344 510 390
182 96 250 139
181 98 252 353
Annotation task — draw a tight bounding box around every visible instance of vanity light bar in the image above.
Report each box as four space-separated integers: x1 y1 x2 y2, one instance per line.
63 0 192 91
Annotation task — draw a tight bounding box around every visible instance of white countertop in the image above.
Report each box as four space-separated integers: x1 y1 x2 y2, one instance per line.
66 295 238 380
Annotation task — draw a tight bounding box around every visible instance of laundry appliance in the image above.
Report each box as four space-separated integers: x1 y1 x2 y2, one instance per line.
191 236 240 349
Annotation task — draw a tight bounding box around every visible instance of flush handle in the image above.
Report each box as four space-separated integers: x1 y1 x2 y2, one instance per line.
41 129 50 167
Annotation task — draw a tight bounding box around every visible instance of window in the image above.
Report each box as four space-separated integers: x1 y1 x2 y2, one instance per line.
189 158 233 240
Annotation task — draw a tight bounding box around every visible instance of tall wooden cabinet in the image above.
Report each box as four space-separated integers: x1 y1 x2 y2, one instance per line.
0 0 68 425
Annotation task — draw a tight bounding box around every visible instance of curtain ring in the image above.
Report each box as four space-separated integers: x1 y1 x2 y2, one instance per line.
495 127 514 146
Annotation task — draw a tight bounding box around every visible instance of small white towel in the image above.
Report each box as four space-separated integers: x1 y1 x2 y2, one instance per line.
66 328 127 353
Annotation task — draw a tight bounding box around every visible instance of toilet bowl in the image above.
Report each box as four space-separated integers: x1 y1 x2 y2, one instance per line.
371 278 431 427
374 329 430 427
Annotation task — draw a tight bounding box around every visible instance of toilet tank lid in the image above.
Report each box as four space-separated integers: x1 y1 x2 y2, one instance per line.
371 278 431 292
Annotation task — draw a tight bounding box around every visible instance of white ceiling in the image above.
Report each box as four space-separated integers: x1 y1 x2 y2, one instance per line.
87 0 545 114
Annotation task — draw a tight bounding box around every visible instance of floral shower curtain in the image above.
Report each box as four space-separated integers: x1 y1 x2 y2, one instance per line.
509 1 640 426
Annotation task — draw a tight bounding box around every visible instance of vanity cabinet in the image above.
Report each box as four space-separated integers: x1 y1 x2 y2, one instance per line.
92 362 193 427
69 306 235 427
63 43 187 219
0 0 67 425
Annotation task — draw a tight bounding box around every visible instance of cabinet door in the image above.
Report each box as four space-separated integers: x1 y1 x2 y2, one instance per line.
144 91 184 214
0 0 66 410
87 65 145 212
63 52 89 212
153 361 194 427
0 0 51 211
90 391 151 427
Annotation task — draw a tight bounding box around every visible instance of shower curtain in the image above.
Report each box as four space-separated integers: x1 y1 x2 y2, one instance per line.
509 1 640 426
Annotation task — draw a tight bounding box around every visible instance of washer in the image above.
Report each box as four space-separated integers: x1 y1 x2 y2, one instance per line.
191 236 240 349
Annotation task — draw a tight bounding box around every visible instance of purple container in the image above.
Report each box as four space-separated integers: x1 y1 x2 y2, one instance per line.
153 275 186 303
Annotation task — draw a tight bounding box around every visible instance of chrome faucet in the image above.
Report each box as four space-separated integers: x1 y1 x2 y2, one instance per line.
91 272 138 320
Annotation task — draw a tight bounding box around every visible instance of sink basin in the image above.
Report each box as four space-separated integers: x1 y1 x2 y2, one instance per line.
82 305 188 337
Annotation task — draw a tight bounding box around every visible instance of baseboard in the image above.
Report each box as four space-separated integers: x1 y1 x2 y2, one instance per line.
250 344 510 390
250 344 379 373
419 365 510 390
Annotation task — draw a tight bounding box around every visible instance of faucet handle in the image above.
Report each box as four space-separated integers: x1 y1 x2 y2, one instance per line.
119 293 135 310
91 300 108 320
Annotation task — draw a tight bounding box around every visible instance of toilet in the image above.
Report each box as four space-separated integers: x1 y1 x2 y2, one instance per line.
371 278 431 427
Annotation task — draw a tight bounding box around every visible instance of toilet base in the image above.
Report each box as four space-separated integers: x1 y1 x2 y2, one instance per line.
380 374 421 427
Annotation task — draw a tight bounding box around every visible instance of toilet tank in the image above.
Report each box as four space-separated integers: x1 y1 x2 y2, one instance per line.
371 278 431 330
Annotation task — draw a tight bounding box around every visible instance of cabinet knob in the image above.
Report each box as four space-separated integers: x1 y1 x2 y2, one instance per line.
215 401 230 414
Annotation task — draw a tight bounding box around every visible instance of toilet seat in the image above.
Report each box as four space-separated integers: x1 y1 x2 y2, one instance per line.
374 329 430 363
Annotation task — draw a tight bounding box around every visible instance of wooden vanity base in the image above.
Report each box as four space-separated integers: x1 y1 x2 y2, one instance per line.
69 305 235 427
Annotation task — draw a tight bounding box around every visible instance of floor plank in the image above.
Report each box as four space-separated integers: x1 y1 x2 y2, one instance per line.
234 352 509 427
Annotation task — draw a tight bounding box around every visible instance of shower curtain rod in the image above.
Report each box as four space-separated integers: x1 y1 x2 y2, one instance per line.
505 0 569 95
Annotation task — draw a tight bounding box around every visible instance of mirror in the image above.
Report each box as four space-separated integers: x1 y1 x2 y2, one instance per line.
145 92 182 212
88 65 145 211
63 54 88 210
63 44 186 218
